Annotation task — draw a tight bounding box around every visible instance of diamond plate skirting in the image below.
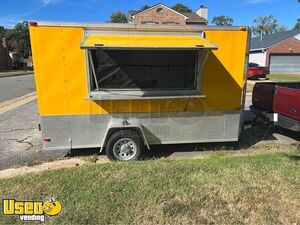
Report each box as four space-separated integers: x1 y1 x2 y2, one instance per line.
41 110 241 150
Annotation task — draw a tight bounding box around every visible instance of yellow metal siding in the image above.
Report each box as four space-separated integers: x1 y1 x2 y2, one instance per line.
29 26 248 116
201 30 248 110
82 34 217 49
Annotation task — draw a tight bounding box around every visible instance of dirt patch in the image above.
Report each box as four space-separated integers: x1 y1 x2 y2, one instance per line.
0 156 109 179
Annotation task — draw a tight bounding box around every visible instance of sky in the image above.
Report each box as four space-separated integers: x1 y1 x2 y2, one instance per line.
0 0 299 29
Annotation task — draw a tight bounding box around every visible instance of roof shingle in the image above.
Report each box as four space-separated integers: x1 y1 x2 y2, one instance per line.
182 12 207 23
251 29 300 50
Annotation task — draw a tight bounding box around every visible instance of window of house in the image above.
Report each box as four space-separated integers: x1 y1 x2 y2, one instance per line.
162 22 179 25
141 21 158 25
156 8 164 13
88 49 199 91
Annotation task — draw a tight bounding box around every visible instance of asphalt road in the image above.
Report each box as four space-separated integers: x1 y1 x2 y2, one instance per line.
0 74 35 103
0 100 67 170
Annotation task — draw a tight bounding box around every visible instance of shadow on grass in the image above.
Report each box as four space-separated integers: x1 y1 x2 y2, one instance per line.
288 155 300 161
281 146 300 161
67 141 239 160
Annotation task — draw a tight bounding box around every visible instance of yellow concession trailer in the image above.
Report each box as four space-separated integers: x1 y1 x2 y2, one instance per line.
29 21 250 161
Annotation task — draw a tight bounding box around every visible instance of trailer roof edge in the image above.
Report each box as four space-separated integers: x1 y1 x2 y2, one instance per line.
29 20 248 31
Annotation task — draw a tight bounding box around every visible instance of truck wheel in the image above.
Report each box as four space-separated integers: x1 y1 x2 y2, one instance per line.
105 130 144 161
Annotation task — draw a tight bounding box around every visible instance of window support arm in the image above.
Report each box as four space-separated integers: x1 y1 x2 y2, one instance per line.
88 50 99 91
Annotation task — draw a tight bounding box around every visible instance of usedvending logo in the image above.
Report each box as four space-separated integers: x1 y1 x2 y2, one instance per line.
2 198 62 222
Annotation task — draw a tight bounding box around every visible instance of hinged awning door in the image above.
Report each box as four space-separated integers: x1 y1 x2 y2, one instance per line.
80 34 218 50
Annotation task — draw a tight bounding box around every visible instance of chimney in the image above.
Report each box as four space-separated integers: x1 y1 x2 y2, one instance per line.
196 5 208 21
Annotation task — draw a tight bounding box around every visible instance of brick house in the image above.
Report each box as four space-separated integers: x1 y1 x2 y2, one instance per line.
250 30 300 72
0 38 12 70
128 3 208 25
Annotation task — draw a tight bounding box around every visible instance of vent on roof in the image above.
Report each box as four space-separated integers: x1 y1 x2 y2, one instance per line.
156 8 164 13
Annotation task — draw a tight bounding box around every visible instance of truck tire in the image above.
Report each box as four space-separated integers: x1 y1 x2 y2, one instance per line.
105 130 144 161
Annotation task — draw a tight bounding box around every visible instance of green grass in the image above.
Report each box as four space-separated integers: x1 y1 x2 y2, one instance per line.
0 151 299 224
267 73 300 82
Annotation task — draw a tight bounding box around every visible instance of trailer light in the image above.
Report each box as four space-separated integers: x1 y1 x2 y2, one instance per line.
43 137 51 142
29 21 38 26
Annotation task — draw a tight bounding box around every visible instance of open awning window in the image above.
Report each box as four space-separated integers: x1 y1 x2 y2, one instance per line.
80 34 218 50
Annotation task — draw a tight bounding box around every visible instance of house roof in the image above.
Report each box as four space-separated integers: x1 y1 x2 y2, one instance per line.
182 12 207 23
251 29 300 50
131 3 188 19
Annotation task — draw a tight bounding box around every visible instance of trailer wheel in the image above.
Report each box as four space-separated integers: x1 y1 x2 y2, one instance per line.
105 130 144 161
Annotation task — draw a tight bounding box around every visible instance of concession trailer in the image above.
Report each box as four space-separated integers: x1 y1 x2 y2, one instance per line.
29 21 250 160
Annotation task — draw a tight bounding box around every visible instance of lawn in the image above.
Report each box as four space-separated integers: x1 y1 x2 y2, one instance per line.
0 151 299 224
267 73 300 82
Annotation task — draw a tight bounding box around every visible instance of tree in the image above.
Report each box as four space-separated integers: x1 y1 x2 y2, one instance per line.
212 16 234 26
139 5 150 11
109 11 127 23
277 25 288 32
5 22 31 58
251 15 287 36
171 3 192 13
0 26 6 40
294 20 300 30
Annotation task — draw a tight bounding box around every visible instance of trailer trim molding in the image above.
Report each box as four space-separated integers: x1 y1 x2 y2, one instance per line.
87 91 207 100
30 20 248 31
100 120 150 151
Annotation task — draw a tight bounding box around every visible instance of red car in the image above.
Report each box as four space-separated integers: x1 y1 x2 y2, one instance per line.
251 82 300 132
247 63 267 79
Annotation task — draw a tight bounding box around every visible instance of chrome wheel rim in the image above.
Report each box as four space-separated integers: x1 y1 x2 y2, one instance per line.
113 138 137 160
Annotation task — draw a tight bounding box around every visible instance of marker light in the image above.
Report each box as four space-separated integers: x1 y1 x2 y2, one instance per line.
29 21 38 26
42 137 51 142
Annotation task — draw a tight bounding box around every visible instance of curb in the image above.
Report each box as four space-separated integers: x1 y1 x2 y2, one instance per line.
0 157 110 180
0 92 37 115
0 72 33 78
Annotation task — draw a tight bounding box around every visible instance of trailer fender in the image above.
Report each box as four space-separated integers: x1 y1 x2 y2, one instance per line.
100 119 150 152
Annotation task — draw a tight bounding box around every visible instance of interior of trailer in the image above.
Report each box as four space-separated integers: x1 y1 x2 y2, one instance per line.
89 49 198 90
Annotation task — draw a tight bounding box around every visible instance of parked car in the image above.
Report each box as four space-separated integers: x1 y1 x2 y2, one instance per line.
247 63 267 79
251 82 300 132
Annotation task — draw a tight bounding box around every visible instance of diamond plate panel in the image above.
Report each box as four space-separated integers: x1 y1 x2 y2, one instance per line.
41 110 241 150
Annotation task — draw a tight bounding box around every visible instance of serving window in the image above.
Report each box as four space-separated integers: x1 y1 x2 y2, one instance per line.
82 33 218 99
88 49 198 91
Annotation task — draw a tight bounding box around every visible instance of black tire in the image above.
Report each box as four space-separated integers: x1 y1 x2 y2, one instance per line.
105 129 144 161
